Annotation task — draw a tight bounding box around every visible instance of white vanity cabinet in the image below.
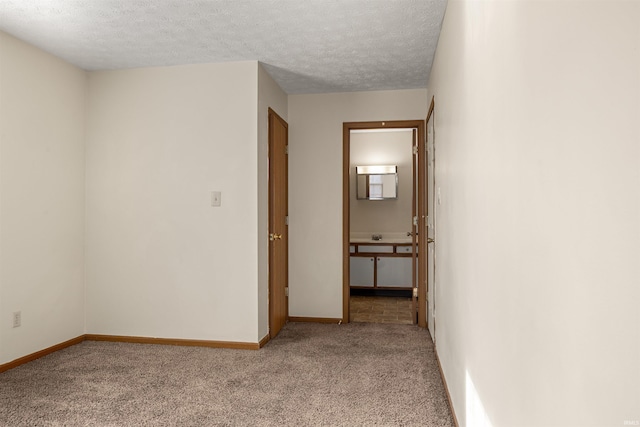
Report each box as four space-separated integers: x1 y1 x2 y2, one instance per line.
377 257 413 288
349 243 415 289
349 256 375 287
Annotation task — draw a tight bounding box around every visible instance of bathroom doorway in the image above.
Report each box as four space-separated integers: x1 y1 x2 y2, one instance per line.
342 120 426 326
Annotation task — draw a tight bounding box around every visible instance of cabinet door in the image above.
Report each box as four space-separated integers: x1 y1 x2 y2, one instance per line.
350 256 375 287
396 245 417 254
377 257 413 288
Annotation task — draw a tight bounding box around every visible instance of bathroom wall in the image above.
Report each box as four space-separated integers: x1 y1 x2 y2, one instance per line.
350 129 414 236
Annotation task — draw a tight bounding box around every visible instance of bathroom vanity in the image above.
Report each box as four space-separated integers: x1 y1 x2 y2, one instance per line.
349 240 416 290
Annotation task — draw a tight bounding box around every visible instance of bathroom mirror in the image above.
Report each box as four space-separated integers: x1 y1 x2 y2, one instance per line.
356 165 398 200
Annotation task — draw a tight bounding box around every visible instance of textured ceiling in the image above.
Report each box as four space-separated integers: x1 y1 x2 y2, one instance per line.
0 0 447 94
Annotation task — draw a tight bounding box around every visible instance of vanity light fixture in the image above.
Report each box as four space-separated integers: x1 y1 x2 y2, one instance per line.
356 165 397 175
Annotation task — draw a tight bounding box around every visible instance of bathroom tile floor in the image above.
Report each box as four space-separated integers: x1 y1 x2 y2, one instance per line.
350 296 415 325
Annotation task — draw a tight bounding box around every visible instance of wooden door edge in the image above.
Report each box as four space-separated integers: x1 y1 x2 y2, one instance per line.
268 108 289 337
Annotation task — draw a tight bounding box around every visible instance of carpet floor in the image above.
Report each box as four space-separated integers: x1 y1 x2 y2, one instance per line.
0 322 454 426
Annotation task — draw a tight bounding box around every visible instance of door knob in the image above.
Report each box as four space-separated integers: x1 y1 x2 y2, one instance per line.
269 233 282 241
427 238 435 244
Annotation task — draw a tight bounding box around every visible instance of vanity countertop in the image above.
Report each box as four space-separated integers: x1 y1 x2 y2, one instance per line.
350 237 413 244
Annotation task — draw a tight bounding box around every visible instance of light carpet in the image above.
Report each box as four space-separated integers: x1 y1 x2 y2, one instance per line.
0 322 454 426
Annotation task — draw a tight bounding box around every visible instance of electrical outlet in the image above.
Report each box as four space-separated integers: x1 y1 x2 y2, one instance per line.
13 311 21 328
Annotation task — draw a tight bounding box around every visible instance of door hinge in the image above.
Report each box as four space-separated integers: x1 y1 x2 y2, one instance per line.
285 215 289 226
285 145 289 155
285 287 289 297
413 287 418 298
413 145 418 155
413 216 418 226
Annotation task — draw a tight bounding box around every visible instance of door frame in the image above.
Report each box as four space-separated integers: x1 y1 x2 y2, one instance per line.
342 120 426 326
268 108 289 338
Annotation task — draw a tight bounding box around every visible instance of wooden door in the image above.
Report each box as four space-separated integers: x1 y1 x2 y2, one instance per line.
268 108 288 338
426 98 436 339
417 121 427 329
411 129 418 324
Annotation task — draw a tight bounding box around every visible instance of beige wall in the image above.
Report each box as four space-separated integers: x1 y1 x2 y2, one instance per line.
288 89 427 318
257 64 288 340
350 130 413 235
428 1 640 426
0 32 86 364
85 61 262 343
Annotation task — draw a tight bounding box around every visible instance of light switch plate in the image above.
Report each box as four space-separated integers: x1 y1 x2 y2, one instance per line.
13 311 21 328
211 191 221 207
